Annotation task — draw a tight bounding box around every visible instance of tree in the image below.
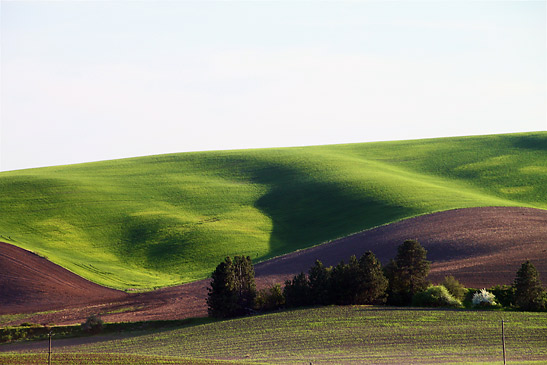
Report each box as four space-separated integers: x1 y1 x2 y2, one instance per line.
308 260 331 305
386 240 430 305
329 258 361 305
232 255 257 313
513 261 546 311
207 256 256 318
283 272 311 307
355 251 388 304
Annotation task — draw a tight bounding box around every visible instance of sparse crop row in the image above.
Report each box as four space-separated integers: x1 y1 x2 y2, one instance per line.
4 307 545 363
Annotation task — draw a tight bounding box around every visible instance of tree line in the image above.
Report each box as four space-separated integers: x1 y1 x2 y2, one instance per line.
207 240 546 318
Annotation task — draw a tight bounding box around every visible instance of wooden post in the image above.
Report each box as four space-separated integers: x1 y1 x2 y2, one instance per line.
501 319 506 365
48 330 53 365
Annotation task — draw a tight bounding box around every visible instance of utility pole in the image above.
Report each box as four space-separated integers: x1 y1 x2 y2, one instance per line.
48 330 53 365
501 319 507 365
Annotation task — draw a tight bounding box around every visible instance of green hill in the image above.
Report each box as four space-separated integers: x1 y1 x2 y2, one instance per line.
0 132 545 289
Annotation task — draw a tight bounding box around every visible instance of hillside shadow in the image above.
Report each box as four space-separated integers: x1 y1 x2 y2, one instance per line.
251 163 416 258
508 133 547 151
118 214 194 272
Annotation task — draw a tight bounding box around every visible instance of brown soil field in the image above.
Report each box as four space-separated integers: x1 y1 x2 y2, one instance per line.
1 207 545 326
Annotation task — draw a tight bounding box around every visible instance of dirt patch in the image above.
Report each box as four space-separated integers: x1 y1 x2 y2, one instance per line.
0 207 545 326
0 242 126 315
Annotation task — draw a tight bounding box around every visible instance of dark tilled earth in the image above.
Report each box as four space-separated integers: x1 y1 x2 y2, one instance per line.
1 207 545 326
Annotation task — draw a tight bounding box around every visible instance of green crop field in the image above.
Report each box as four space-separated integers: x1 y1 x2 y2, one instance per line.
2 307 546 364
0 353 243 364
0 132 545 289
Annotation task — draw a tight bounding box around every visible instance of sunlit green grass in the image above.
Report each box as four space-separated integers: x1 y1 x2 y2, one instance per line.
0 132 545 289
3 307 546 364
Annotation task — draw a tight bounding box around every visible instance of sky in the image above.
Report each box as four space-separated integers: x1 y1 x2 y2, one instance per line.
1 1 546 172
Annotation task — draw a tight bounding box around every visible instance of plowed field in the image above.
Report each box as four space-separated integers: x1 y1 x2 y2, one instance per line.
1 207 545 326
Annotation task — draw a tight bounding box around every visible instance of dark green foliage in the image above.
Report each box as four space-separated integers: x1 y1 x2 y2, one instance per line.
386 240 430 305
329 258 362 305
255 284 285 312
383 259 403 305
308 260 331 305
207 257 237 318
283 272 311 307
296 253 387 306
355 251 389 304
232 255 257 312
330 253 388 305
441 275 467 301
489 285 516 308
207 256 256 318
513 261 546 311
412 286 463 308
81 315 104 334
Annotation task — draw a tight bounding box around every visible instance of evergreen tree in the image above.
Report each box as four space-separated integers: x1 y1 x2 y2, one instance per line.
514 261 546 311
308 260 331 305
207 257 237 318
329 256 359 305
386 240 430 305
284 272 311 307
207 255 256 318
355 251 388 304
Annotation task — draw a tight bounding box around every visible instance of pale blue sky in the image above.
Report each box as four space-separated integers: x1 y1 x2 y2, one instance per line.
1 1 545 171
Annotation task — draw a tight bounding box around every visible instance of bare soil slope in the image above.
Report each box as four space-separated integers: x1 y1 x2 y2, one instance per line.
255 207 547 288
0 242 126 314
1 207 545 326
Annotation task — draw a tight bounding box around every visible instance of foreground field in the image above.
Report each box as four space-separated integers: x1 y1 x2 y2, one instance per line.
2 307 546 364
0 132 545 289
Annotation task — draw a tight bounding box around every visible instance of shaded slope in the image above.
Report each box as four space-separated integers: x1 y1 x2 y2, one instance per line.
1 207 545 326
0 132 545 288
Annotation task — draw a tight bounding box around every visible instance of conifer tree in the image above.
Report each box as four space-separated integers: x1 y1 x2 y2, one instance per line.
207 255 256 318
514 261 546 311
329 259 354 305
355 251 388 304
308 260 331 305
284 272 311 307
386 240 430 305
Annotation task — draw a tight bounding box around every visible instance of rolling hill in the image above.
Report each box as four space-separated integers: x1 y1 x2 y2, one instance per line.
0 132 545 289
1 206 545 326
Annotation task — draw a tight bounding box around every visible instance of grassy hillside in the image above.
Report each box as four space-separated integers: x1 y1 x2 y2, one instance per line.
2 307 546 363
0 132 545 289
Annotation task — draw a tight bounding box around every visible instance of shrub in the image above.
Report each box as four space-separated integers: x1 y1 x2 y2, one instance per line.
472 289 497 308
255 284 285 311
81 315 104 334
489 285 515 308
412 285 463 308
440 276 467 301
